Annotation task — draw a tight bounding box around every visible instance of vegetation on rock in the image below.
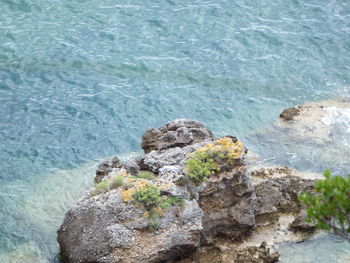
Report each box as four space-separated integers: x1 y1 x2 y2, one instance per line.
136 170 156 180
133 184 161 208
91 181 109 195
132 183 182 231
299 170 350 242
91 171 134 196
185 137 244 183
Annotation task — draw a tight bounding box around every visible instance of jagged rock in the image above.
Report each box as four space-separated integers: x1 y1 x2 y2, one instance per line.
58 191 203 263
254 176 314 226
279 106 304 121
95 156 122 183
141 140 211 173
58 119 320 263
141 119 214 153
232 242 279 263
199 162 256 241
123 160 140 175
289 210 316 232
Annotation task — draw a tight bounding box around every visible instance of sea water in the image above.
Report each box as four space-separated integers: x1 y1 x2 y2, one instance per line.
0 0 350 261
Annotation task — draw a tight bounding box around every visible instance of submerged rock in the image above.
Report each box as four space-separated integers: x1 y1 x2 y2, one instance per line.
58 119 321 263
247 100 350 174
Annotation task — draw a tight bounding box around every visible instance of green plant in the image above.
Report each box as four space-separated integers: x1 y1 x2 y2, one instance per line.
185 137 244 183
92 181 109 196
186 152 220 183
132 183 183 232
109 175 125 189
137 171 156 180
133 184 161 207
159 196 183 210
148 212 160 232
299 170 350 242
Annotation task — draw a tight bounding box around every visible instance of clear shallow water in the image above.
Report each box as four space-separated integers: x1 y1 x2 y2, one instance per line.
0 0 350 261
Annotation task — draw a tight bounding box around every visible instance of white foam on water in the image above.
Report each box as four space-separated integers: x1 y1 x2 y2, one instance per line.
321 107 350 133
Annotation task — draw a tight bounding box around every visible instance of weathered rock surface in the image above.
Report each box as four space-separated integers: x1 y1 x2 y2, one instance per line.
58 190 203 263
58 119 320 263
141 119 214 153
231 242 279 263
279 106 305 121
289 210 316 232
95 156 122 183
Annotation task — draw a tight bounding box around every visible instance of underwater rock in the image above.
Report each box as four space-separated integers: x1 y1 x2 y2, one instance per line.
247 100 350 174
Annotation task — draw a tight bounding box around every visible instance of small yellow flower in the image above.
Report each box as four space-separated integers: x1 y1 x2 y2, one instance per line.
122 189 134 202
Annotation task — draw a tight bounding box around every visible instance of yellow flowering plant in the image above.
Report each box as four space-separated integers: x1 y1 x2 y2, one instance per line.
185 137 244 183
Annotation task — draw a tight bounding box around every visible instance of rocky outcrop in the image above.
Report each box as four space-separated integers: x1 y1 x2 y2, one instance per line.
141 119 214 153
58 119 319 263
279 106 305 121
58 191 203 263
95 156 122 183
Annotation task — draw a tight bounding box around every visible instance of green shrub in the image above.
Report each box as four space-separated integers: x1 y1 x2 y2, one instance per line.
137 171 156 180
299 170 350 242
185 137 244 184
186 152 220 183
92 181 109 196
148 212 160 232
159 196 183 210
109 175 125 189
132 183 183 232
133 184 161 207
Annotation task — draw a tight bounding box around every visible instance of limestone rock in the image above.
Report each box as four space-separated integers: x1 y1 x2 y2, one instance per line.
58 119 320 263
141 119 214 153
254 176 314 226
122 160 140 175
95 156 122 183
199 164 256 241
279 106 304 121
58 191 203 263
232 242 279 263
289 210 316 232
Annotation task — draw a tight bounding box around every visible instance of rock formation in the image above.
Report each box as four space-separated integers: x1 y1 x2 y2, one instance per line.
141 119 214 153
58 118 320 263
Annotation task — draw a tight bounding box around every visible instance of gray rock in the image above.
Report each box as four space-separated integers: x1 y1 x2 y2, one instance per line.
142 140 211 173
95 156 123 183
254 177 314 226
58 119 319 263
123 160 140 175
141 119 214 153
199 163 256 241
289 210 316 232
58 191 202 263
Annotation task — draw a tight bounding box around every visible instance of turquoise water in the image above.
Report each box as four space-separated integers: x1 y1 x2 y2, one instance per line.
0 0 350 261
